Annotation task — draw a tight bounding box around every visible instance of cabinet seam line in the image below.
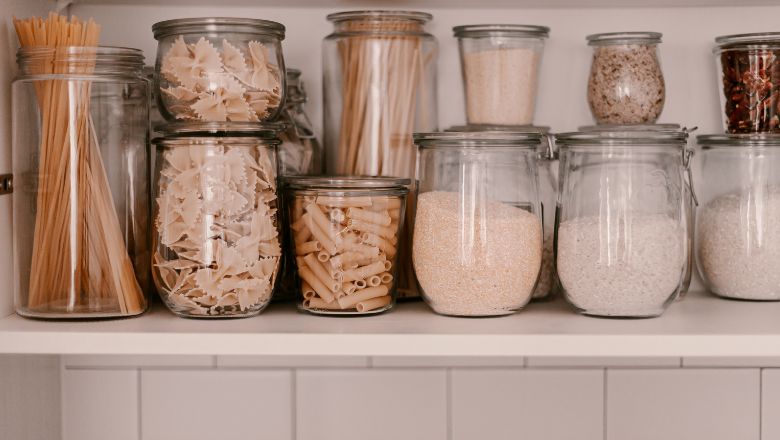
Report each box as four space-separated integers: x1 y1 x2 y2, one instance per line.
603 368 608 440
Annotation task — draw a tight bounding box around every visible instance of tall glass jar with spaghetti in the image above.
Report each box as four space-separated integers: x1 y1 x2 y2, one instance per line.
152 123 283 318
12 26 150 317
283 177 409 315
322 11 438 300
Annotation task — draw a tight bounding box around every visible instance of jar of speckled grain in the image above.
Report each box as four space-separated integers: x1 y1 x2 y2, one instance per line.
586 32 665 124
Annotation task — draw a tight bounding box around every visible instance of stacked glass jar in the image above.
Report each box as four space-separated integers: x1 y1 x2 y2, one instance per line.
150 18 289 318
551 33 695 318
695 33 780 302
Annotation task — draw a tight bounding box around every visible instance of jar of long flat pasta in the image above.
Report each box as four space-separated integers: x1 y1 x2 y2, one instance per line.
13 43 150 318
283 177 409 315
322 10 438 300
152 122 283 318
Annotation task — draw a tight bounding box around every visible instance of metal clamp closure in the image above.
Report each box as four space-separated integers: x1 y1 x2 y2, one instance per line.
682 126 699 207
0 174 12 195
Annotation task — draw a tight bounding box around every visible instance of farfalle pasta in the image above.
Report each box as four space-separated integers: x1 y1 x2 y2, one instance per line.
283 177 409 315
153 18 286 123
152 134 281 317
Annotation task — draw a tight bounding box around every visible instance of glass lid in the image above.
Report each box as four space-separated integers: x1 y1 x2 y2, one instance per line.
282 176 411 190
453 24 549 39
586 32 662 46
697 133 780 148
156 121 285 137
715 32 780 50
152 17 285 40
556 123 689 146
445 124 550 134
414 131 543 147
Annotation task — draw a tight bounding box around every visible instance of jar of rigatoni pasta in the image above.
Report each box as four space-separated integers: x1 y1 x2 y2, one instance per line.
283 177 409 315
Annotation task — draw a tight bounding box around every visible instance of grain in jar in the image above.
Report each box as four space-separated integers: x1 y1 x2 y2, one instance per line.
413 132 544 317
586 32 665 124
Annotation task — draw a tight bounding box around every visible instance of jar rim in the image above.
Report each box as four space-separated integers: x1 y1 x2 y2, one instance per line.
414 131 543 148
697 133 780 147
445 124 550 134
453 24 549 39
16 46 145 75
715 32 780 49
155 121 285 137
282 176 411 190
153 136 281 147
327 10 432 23
556 127 688 146
152 17 285 40
586 31 662 46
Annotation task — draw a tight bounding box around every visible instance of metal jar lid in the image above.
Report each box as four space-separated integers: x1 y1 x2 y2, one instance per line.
152 17 285 40
697 133 780 148
715 32 780 50
413 131 544 148
453 24 550 39
586 32 662 46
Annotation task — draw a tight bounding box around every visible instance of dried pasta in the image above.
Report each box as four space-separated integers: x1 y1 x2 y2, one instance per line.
291 195 400 313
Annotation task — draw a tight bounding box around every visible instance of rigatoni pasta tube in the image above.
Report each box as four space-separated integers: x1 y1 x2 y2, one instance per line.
302 281 316 300
305 202 337 239
370 197 402 210
360 232 396 258
380 272 393 284
388 208 401 220
348 218 396 239
337 285 389 309
342 261 387 282
294 225 312 246
356 295 392 313
303 213 338 255
299 266 335 303
347 207 391 226
304 254 340 293
329 208 347 224
305 297 343 310
367 275 382 287
296 241 322 256
339 240 380 258
329 251 368 270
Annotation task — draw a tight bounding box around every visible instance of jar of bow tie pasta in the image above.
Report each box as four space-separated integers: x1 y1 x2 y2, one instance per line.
152 122 283 318
283 177 409 315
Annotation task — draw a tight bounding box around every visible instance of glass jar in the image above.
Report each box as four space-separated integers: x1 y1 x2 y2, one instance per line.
413 132 544 317
283 177 409 315
453 25 549 126
152 123 282 318
555 128 689 318
445 124 557 300
577 124 696 300
586 32 665 124
715 33 780 133
323 10 438 300
13 46 150 318
152 17 286 123
278 68 322 176
696 134 780 300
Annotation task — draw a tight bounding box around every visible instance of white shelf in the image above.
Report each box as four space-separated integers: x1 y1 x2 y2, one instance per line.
1 292 780 357
70 0 780 8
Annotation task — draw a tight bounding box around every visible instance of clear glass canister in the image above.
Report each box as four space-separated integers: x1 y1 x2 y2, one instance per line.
278 68 322 176
13 46 150 318
322 10 438 300
586 32 665 124
555 128 689 317
696 134 780 300
714 33 780 133
453 25 549 126
283 177 409 315
152 17 286 123
445 124 557 300
413 132 544 317
152 123 282 318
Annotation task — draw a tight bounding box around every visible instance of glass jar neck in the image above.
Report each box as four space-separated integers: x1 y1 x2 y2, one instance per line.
17 46 145 77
